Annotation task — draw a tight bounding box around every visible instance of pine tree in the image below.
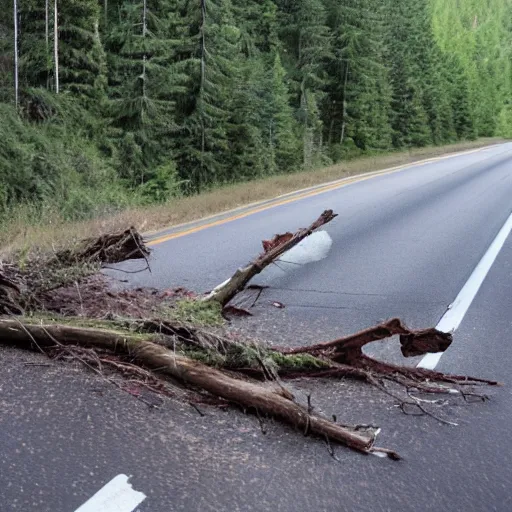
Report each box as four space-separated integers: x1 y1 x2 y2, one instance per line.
324 0 393 153
163 0 243 190
277 0 331 168
265 53 300 172
2 0 512 216
232 0 278 56
106 0 178 187
385 0 432 148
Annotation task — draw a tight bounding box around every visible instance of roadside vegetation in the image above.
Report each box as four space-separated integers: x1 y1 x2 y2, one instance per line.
1 0 511 254
0 137 503 257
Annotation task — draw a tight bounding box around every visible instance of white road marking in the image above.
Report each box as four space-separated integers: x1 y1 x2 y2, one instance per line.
74 474 146 512
418 210 512 370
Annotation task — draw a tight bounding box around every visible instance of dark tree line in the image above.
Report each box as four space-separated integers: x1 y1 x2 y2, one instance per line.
0 0 511 218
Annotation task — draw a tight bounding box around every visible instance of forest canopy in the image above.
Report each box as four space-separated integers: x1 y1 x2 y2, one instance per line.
1 0 511 220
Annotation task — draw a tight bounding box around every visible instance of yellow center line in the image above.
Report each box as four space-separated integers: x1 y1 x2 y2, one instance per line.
147 145 492 246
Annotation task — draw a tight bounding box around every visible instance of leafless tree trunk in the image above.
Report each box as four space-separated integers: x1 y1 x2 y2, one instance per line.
199 0 207 185
340 62 349 145
13 0 18 107
300 81 313 170
45 0 49 48
54 0 59 93
141 0 147 100
45 0 50 87
0 318 396 458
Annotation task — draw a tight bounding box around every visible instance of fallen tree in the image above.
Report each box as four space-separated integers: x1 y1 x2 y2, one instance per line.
0 313 498 458
0 318 397 459
0 213 501 461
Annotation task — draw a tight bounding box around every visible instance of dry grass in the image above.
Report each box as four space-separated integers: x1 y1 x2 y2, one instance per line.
0 138 503 259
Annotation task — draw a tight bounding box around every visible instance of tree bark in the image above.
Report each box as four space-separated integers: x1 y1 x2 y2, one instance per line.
54 0 59 94
13 0 18 107
0 318 397 459
281 318 453 363
204 210 338 306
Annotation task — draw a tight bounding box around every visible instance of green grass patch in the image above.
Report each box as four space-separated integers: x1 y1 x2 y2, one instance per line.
171 299 224 326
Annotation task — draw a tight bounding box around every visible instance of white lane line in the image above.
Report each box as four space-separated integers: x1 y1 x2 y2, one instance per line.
74 474 146 512
418 210 512 370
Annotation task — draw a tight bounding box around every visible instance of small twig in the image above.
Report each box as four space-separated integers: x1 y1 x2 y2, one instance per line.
250 287 265 308
9 315 47 355
271 261 287 272
277 259 303 266
189 402 206 417
130 230 152 273
41 327 157 408
303 415 311 437
74 281 84 316
102 266 149 274
307 393 314 414
370 447 401 460
256 409 267 435
460 389 489 403
324 434 340 462
401 399 458 427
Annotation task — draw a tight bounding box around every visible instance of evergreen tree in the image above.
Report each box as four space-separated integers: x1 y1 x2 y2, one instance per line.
106 0 177 187
385 0 432 147
2 0 512 218
277 0 331 168
164 0 243 190
264 53 300 172
324 0 393 153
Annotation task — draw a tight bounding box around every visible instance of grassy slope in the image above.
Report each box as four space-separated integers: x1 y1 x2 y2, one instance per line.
0 138 503 258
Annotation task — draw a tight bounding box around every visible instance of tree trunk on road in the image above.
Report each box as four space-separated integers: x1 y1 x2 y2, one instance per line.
0 318 398 459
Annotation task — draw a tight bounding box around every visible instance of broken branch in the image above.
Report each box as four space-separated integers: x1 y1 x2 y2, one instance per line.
0 318 397 459
203 210 337 307
281 318 452 362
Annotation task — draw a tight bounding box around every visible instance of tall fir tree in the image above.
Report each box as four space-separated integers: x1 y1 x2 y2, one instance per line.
277 0 331 168
324 0 393 153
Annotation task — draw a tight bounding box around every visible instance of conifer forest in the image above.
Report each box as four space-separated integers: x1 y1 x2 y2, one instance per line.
1 0 511 220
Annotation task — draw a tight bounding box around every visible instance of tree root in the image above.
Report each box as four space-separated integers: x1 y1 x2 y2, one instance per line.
274 319 499 412
280 318 453 360
53 226 150 266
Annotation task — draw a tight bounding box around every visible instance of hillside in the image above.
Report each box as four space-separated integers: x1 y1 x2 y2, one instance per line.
0 0 510 224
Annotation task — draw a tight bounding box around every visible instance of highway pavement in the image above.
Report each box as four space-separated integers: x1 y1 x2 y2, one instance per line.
2 143 512 511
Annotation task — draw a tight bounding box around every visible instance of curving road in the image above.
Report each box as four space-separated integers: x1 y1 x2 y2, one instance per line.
2 143 512 512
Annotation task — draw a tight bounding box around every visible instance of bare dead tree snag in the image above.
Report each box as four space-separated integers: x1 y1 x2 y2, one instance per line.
0 318 397 459
203 210 338 306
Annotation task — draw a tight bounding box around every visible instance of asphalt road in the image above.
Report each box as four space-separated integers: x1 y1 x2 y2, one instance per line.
112 142 512 346
2 143 512 511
